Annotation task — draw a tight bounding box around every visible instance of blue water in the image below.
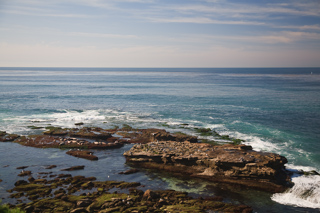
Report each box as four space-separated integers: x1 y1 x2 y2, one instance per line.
1 67 320 212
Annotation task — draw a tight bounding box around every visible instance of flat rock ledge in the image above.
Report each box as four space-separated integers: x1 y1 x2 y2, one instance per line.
124 141 290 193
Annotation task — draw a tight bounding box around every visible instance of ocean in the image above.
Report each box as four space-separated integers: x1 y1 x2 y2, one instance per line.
0 67 319 212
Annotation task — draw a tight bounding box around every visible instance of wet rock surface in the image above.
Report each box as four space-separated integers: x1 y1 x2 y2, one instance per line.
124 141 290 192
13 135 124 150
2 127 200 161
61 165 85 171
6 169 253 213
66 150 99 161
0 131 20 142
119 168 140 175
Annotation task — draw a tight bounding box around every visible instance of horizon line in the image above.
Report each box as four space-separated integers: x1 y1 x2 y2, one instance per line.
1 66 320 69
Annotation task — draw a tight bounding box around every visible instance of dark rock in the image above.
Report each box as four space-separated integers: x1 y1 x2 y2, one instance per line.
33 179 47 184
16 166 28 170
310 170 320 175
66 150 98 161
148 129 197 143
43 127 68 136
6 173 253 213
13 132 122 150
119 169 139 175
14 180 28 186
58 174 72 178
81 181 94 189
45 165 57 169
54 193 65 199
24 205 34 213
28 177 35 182
61 165 85 171
143 189 158 201
76 199 92 207
18 170 32 176
204 196 224 201
69 127 112 140
70 208 88 213
61 195 69 201
0 131 20 142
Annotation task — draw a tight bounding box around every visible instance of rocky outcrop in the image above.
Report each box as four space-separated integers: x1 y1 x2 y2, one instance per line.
61 165 85 171
116 128 198 143
119 168 139 175
0 131 20 142
44 127 112 140
148 129 198 143
66 150 98 161
13 135 123 149
8 172 252 213
124 141 290 193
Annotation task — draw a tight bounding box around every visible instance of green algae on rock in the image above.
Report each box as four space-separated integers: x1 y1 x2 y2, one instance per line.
8 172 252 213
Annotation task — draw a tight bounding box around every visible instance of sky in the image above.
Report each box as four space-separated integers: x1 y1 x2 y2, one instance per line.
0 0 320 67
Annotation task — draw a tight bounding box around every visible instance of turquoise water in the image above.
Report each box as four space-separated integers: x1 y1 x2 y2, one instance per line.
0 67 320 211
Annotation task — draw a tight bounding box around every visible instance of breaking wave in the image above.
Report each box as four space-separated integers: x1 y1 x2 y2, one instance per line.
271 175 320 209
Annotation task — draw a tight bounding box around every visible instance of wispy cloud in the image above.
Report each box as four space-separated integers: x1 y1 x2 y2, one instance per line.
177 30 320 46
149 17 266 25
229 31 320 44
147 1 320 28
165 1 320 17
67 32 139 39
0 3 93 18
1 9 92 18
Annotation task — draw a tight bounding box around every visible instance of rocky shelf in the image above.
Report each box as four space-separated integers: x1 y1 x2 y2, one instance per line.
6 169 253 213
124 141 291 193
1 126 292 192
0 127 199 161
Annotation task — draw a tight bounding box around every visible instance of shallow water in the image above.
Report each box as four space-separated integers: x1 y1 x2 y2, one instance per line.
0 142 317 212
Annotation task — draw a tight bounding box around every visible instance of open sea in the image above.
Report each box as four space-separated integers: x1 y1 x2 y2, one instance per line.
0 67 319 212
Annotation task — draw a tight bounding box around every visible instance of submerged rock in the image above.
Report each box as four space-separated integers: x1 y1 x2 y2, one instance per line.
119 168 139 175
66 150 98 161
7 169 253 213
61 165 85 171
124 141 290 193
45 165 57 169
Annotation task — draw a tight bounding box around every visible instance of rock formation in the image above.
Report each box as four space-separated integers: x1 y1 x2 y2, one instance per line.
124 141 290 192
66 150 98 161
0 131 20 142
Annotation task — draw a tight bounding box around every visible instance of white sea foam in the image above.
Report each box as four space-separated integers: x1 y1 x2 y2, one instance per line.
204 124 226 130
229 130 320 209
222 130 280 152
220 130 320 209
271 175 320 209
2 109 109 134
46 110 106 127
286 164 318 173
